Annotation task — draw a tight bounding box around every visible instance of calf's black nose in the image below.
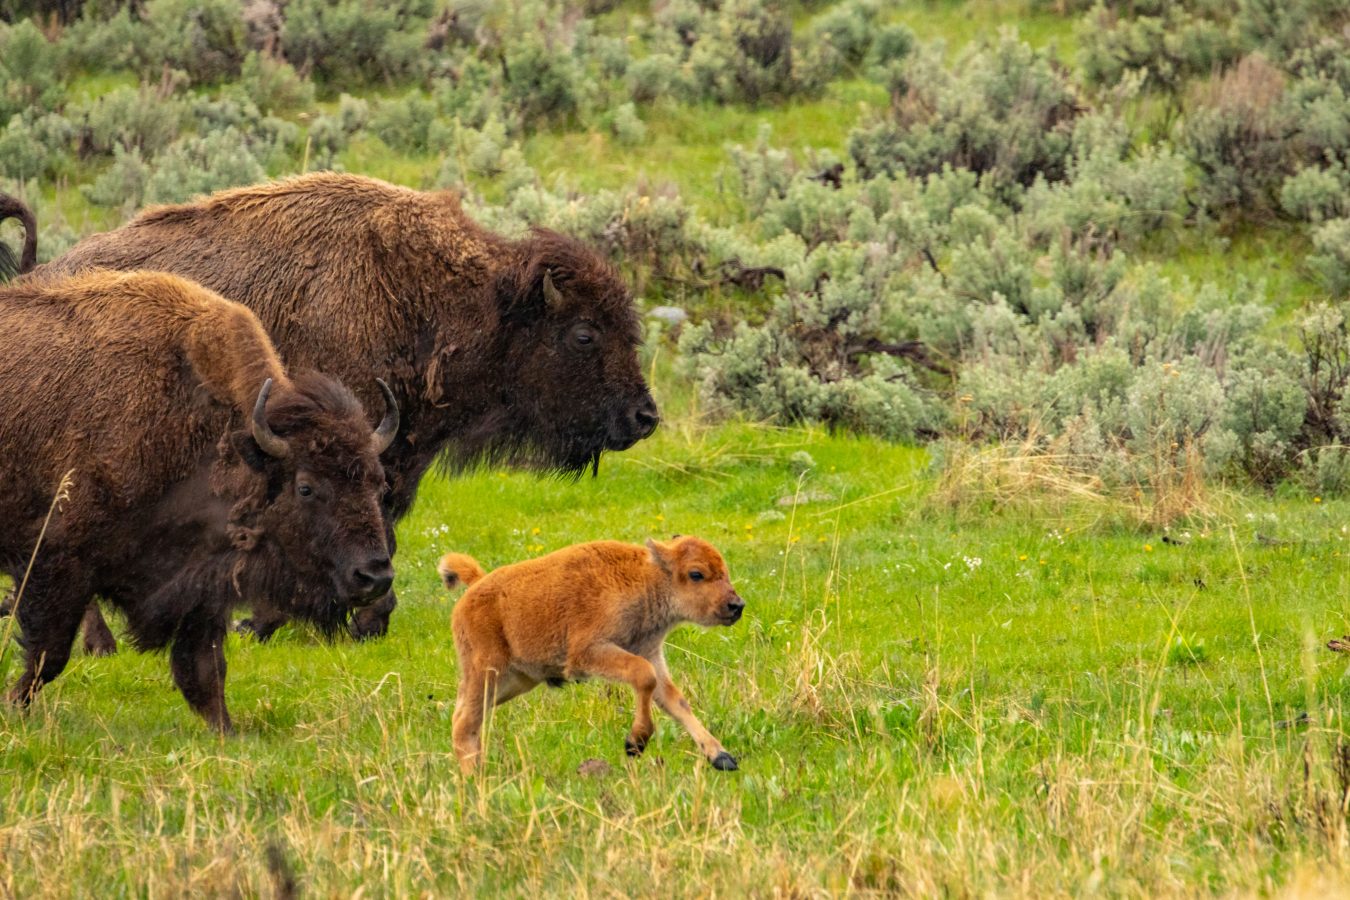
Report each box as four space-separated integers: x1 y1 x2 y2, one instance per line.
724 595 745 623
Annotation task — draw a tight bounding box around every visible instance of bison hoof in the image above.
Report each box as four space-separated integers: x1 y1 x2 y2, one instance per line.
624 736 647 757
83 637 117 657
234 618 258 637
711 751 738 771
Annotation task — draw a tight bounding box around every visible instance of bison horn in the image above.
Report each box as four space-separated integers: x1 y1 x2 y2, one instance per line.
542 269 564 312
251 378 291 459
372 378 399 455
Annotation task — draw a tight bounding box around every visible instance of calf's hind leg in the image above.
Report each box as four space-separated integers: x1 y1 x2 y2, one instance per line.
452 657 535 773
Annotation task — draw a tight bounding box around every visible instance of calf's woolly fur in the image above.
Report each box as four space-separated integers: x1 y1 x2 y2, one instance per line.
440 536 744 773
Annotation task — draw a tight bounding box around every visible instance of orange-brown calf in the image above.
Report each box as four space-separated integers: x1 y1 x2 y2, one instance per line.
439 537 744 773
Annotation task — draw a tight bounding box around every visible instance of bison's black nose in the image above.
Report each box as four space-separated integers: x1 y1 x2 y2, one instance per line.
631 397 660 439
723 595 745 624
606 396 661 450
351 556 394 603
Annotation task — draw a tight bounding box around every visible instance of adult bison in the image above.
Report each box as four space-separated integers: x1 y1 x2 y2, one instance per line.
0 270 398 731
6 173 657 647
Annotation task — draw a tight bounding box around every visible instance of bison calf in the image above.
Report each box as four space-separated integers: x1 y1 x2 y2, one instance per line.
0 270 398 731
439 536 745 773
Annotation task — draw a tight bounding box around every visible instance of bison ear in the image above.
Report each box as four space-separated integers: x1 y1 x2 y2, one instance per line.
645 538 673 574
499 261 572 324
232 431 271 473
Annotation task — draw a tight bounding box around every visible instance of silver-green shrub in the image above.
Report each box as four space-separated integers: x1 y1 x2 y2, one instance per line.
1308 218 1350 299
77 87 185 157
0 20 63 122
847 34 1082 202
143 128 270 205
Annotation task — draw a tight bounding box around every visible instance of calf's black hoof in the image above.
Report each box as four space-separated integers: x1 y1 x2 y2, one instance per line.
711 751 738 771
624 736 647 757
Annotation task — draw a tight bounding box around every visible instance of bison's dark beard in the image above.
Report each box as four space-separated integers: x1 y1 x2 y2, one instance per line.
226 547 355 640
124 549 351 653
437 412 611 481
282 583 353 638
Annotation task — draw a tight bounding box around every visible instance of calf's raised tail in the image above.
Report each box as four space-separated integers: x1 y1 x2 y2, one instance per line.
438 553 487 591
0 193 37 280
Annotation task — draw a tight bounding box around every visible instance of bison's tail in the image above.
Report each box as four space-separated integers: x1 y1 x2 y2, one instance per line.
438 552 487 592
0 193 37 281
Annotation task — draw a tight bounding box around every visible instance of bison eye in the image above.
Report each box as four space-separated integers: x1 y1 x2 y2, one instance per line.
568 323 599 351
689 571 705 582
297 482 314 498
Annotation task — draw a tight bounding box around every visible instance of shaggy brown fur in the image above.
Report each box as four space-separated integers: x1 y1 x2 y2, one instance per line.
441 537 745 773
0 270 396 731
12 173 657 645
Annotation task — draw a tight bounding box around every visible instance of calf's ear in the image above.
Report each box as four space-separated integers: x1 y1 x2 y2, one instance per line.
646 538 673 574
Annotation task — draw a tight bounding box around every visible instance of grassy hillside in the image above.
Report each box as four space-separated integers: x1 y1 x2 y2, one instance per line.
5 367 1350 895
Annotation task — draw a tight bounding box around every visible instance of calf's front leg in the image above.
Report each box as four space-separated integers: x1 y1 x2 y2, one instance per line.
652 652 737 770
571 643 658 758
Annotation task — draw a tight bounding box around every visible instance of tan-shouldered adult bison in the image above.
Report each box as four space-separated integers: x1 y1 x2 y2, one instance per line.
0 270 398 731
3 173 658 647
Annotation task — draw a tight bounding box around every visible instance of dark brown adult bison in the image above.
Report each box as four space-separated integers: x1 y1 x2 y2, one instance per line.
0 270 398 731
5 173 657 647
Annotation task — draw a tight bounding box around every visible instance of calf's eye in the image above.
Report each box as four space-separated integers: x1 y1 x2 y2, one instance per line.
689 571 704 582
298 483 314 498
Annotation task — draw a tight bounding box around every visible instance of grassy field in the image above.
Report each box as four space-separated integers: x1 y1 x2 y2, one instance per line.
4 364 1350 896
6 0 1350 895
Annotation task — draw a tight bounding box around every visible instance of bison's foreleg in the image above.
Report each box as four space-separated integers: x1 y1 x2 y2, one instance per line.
170 610 232 734
8 570 89 708
80 602 117 656
572 643 659 758
651 651 737 771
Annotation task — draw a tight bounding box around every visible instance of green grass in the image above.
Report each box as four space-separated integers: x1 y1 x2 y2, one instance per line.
1144 224 1320 325
5 370 1350 894
890 0 1080 59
